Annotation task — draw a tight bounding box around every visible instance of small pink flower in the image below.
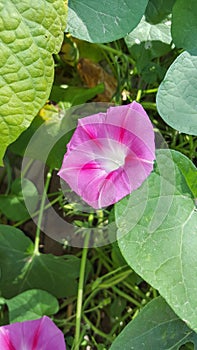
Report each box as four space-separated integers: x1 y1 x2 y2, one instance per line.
0 316 66 350
58 102 155 209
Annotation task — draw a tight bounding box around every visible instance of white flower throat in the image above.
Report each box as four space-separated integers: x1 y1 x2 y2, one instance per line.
96 140 127 173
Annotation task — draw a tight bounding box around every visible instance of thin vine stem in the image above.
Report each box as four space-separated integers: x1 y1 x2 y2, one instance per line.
33 168 52 255
73 232 90 350
141 102 157 110
14 193 62 228
83 314 113 342
97 43 135 65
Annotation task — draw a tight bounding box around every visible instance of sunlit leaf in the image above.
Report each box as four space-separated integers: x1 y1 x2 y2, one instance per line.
0 0 67 165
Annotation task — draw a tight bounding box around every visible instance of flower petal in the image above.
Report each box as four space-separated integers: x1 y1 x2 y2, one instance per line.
58 102 155 209
67 112 106 151
0 316 66 350
105 102 155 158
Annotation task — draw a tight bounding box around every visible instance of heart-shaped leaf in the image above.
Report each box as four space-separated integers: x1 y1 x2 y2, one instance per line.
0 225 84 298
116 150 197 331
67 0 148 43
110 297 197 349
6 289 59 323
156 51 197 135
0 0 67 165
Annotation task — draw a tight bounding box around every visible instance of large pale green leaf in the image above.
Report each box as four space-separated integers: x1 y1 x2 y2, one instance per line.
145 0 176 24
116 150 197 331
171 0 197 53
67 0 148 43
0 0 67 165
0 225 83 298
7 289 59 323
156 51 197 135
125 17 172 48
110 297 197 349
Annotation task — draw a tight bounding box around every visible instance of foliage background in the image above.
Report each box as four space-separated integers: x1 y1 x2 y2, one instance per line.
0 0 197 349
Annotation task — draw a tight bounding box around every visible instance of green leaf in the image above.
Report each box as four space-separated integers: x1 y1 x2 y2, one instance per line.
11 83 104 169
125 17 172 48
9 115 44 158
10 82 103 169
156 51 197 135
110 297 127 323
125 16 172 80
171 151 197 198
7 289 59 323
50 84 104 108
172 0 197 53
140 62 166 84
0 0 67 165
110 297 197 350
73 39 104 63
67 0 148 43
9 113 73 170
0 225 84 298
11 96 110 171
0 178 39 221
111 244 142 286
145 0 176 24
116 150 197 331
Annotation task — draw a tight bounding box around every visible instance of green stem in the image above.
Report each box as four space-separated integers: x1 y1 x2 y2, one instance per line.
95 247 113 269
98 269 132 289
110 308 133 336
21 159 34 178
34 168 52 255
136 89 142 102
143 88 158 94
14 194 62 228
123 281 148 300
82 289 100 311
97 43 135 65
73 232 90 350
141 102 157 110
83 314 113 342
151 287 158 299
112 286 142 308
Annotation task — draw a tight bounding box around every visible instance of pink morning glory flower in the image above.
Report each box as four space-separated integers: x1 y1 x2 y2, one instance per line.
58 102 155 209
0 316 66 350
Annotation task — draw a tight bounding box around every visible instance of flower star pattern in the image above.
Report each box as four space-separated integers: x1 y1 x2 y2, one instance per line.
58 102 155 209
